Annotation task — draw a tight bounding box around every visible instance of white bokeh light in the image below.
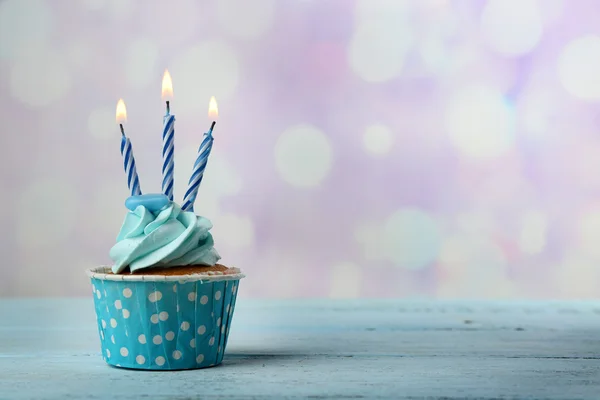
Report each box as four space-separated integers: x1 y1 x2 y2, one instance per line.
88 107 116 140
10 46 71 107
17 179 78 248
383 208 442 270
558 35 600 100
538 0 564 24
348 21 413 83
577 209 600 259
363 124 393 156
171 41 239 114
518 210 547 255
329 262 362 298
275 124 333 188
480 0 543 57
213 214 255 250
445 85 514 159
0 0 53 60
419 37 447 75
217 0 274 39
125 38 158 88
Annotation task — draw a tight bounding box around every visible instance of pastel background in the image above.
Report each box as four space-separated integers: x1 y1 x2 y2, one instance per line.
1 0 598 298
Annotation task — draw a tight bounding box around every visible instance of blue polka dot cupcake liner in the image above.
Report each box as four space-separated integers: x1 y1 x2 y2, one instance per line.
87 267 245 370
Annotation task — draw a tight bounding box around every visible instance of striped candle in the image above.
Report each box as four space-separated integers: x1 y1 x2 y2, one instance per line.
162 106 175 201
120 126 142 197
181 124 214 212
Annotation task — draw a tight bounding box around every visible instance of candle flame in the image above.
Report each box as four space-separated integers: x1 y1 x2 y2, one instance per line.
162 69 173 100
116 99 127 123
208 96 218 120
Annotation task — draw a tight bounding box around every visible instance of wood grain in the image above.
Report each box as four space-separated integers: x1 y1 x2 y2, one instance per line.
1 299 599 399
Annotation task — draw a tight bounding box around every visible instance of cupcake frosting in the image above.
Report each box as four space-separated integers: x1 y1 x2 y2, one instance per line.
110 201 220 273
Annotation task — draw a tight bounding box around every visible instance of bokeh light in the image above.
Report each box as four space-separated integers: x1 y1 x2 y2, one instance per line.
0 0 53 60
363 124 393 156
348 21 413 83
383 208 442 270
445 85 515 159
558 35 600 100
481 0 543 57
275 124 333 188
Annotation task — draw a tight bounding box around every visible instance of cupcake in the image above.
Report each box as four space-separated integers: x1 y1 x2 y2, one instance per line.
87 193 245 370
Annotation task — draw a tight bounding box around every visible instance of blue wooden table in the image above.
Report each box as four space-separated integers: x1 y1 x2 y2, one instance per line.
1 299 599 399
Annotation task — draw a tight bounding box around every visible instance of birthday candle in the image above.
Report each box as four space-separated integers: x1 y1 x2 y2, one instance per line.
181 97 218 212
161 70 175 201
116 99 142 196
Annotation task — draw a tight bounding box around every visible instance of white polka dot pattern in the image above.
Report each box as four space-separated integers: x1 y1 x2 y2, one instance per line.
148 291 162 303
90 278 241 370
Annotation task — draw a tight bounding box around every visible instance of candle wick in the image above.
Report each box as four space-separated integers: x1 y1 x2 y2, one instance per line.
166 101 170 115
209 121 216 134
120 124 125 136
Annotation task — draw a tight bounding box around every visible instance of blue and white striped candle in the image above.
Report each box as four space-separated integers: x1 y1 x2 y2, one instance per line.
162 109 175 201
181 125 214 212
116 99 142 196
161 70 175 201
182 97 218 212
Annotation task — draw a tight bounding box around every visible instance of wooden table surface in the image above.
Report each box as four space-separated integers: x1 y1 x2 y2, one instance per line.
1 299 599 399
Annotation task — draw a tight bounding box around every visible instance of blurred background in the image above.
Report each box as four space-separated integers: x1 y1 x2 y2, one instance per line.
1 0 599 298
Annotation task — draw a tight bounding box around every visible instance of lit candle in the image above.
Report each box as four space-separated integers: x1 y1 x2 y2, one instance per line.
116 99 142 196
181 97 218 212
161 69 175 201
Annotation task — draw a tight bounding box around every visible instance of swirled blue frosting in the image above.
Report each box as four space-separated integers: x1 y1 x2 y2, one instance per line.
110 201 220 274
